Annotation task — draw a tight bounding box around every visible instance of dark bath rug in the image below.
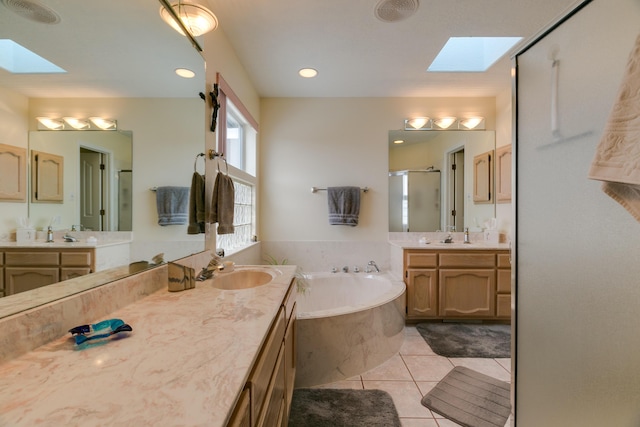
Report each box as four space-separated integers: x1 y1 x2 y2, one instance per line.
288 388 401 427
421 366 511 427
416 323 511 358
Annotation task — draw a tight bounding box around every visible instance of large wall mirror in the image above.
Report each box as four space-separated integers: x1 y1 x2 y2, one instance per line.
389 130 496 232
0 0 205 314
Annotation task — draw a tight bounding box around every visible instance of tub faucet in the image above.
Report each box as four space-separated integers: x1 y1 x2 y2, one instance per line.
366 260 380 273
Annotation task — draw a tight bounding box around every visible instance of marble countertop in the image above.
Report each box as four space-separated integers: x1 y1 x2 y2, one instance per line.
0 239 131 248
0 265 296 427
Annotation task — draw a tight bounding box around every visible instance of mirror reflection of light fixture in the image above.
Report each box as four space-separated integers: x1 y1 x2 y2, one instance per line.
404 117 431 130
160 1 218 37
63 117 90 130
432 117 457 129
36 117 64 130
36 117 117 131
458 117 485 130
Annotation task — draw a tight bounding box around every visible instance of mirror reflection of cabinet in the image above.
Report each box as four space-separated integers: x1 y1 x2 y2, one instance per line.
473 150 493 203
0 144 27 202
31 150 64 203
495 144 512 203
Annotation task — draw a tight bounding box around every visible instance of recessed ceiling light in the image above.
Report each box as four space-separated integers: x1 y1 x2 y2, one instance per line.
299 68 318 78
393 139 404 144
175 68 195 78
428 37 523 72
0 39 65 74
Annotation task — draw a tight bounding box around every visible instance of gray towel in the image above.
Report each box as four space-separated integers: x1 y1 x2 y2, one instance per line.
210 172 235 234
328 186 360 226
156 186 189 226
187 172 205 234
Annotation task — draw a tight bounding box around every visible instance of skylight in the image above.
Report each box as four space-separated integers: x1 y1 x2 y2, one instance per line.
0 39 66 74
427 37 523 72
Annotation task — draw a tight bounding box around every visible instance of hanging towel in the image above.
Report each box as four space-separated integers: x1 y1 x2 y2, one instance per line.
588 33 640 223
210 172 235 234
187 172 206 234
327 186 360 226
155 186 189 226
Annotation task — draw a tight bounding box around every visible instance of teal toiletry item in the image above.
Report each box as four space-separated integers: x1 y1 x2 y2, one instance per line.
69 318 132 345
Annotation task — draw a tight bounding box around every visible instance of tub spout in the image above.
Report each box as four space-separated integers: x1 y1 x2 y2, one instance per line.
366 260 380 273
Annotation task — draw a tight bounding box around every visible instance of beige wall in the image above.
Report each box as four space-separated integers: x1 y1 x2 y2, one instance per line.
258 96 506 241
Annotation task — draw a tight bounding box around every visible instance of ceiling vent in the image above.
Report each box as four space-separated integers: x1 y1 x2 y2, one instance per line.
0 0 60 24
374 0 419 23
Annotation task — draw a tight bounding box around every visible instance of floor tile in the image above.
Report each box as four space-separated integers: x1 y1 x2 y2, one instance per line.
361 354 413 381
363 380 433 418
311 379 363 389
402 355 455 381
400 334 437 356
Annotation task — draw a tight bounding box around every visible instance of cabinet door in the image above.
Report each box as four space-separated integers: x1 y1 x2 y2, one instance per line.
473 150 493 203
495 144 512 203
406 269 438 318
6 267 59 295
439 269 495 317
0 143 27 201
60 267 92 281
31 150 64 202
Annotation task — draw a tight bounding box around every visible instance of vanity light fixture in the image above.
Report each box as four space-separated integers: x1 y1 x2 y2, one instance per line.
63 117 90 130
432 117 457 129
160 1 218 37
36 117 64 130
299 68 318 78
458 117 485 130
404 117 431 130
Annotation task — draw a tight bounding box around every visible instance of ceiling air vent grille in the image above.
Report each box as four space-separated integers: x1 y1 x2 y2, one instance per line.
374 0 419 23
0 0 60 24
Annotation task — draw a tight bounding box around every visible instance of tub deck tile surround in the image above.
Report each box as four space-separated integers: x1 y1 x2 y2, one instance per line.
0 263 296 427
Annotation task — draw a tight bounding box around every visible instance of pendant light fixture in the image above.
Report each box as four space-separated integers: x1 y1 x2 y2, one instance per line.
160 0 218 37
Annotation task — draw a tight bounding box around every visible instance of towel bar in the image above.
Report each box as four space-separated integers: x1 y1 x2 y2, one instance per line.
311 186 369 193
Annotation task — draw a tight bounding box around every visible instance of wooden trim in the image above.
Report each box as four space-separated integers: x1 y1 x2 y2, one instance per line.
216 73 259 131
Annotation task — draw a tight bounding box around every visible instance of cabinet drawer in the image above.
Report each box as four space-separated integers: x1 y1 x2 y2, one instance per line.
439 252 495 268
406 251 437 268
61 252 92 267
249 306 285 426
497 253 510 268
0 252 4 266
6 251 59 266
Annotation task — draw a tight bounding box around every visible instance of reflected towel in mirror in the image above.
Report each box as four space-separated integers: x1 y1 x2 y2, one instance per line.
327 186 360 226
155 186 189 226
188 172 206 234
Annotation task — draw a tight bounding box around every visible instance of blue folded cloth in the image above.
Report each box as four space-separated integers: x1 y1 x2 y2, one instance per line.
155 186 189 226
327 186 361 226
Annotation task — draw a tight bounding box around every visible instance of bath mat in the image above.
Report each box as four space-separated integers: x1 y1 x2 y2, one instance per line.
416 323 510 358
421 366 511 427
288 388 401 427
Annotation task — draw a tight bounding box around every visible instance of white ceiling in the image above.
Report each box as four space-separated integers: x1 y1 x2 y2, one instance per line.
0 0 578 99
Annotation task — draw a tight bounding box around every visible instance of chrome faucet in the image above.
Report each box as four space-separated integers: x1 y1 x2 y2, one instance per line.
366 260 380 273
197 253 224 281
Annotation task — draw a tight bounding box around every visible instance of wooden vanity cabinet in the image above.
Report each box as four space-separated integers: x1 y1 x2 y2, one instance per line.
3 248 95 296
0 252 4 297
404 249 510 321
227 278 297 427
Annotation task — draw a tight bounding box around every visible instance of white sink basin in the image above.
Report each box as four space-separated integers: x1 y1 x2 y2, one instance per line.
211 269 274 290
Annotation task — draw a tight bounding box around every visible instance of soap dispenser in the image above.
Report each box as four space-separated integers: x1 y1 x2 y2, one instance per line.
46 226 54 243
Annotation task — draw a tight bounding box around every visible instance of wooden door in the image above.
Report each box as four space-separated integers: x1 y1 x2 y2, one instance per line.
80 149 104 231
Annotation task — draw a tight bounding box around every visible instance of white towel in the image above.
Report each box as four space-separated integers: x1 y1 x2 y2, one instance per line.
327 186 360 226
589 33 640 222
156 186 189 226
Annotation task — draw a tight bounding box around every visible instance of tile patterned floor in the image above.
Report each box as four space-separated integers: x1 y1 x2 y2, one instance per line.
311 325 512 427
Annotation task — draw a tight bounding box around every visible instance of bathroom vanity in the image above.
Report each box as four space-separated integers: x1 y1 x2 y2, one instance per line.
0 238 131 297
393 241 511 321
0 259 297 427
